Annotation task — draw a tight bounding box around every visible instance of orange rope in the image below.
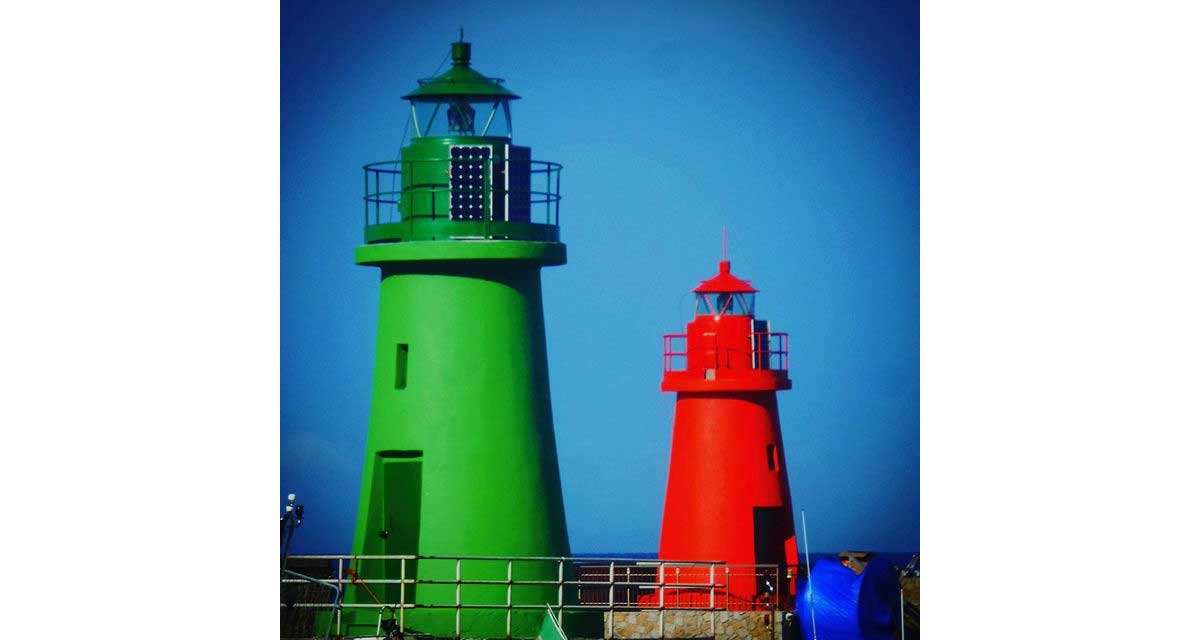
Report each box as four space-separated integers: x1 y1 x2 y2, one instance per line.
348 556 383 606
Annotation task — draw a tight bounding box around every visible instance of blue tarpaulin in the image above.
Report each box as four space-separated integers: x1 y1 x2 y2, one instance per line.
795 558 899 640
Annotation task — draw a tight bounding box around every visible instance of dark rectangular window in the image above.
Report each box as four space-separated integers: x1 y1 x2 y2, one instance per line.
395 344 409 389
766 444 776 471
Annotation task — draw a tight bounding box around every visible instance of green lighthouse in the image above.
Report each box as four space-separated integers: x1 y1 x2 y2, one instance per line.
342 40 569 638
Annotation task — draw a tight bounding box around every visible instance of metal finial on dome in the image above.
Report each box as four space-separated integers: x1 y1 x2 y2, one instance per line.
451 40 471 67
405 41 519 100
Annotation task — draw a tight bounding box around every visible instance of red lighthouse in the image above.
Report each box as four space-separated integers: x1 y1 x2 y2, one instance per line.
656 258 799 608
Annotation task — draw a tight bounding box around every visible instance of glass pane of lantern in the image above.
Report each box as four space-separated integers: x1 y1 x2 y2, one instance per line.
413 99 511 137
738 293 756 316
724 293 755 315
414 102 441 136
447 101 476 133
716 293 734 315
730 294 747 315
479 100 509 136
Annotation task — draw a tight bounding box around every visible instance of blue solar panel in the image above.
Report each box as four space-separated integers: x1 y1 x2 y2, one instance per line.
450 145 490 221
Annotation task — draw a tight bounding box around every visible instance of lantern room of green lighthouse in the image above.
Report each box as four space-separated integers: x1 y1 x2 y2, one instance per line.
362 39 561 247
342 39 571 638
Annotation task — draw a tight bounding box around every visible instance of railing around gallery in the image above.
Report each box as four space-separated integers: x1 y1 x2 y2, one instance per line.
363 158 562 228
280 554 797 639
663 332 790 373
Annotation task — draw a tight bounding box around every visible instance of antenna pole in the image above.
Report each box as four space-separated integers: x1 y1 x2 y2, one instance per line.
722 226 727 261
801 510 817 640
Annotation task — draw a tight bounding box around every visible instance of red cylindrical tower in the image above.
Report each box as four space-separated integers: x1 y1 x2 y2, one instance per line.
656 259 799 609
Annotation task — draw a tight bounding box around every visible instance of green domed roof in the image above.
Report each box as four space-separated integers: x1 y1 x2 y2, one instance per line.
403 41 520 102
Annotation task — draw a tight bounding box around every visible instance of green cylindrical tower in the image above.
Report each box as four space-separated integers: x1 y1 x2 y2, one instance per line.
341 40 570 638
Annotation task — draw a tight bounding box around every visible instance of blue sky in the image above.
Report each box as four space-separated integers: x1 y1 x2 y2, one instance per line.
281 0 918 554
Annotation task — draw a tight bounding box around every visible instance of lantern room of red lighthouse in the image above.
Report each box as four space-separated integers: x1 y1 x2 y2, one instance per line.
656 258 800 609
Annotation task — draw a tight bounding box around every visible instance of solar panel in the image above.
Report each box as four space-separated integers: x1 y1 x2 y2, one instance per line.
449 145 491 221
449 144 534 225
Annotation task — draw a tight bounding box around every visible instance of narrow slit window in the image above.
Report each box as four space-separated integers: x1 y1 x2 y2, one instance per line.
395 344 409 389
766 444 777 471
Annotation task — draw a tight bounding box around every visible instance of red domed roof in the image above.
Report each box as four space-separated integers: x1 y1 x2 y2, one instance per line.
693 260 756 293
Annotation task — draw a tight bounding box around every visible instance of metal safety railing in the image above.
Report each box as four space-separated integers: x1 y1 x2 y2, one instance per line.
280 555 797 639
663 334 688 372
662 332 789 373
755 332 789 371
363 158 562 229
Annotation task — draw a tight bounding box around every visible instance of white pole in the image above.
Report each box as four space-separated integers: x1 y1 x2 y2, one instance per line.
801 510 817 640
899 586 906 640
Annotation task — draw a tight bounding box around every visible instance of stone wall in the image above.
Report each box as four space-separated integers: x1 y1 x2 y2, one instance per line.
285 607 792 639
598 610 785 640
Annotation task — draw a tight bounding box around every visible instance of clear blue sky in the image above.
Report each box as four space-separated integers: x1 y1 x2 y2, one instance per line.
281 0 918 554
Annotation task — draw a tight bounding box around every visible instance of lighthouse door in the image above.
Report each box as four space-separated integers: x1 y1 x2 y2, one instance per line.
752 506 789 600
365 450 423 605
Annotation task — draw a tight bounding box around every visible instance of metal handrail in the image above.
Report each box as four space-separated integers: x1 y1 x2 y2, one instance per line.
281 568 342 640
281 555 797 639
662 332 790 372
363 158 562 228
663 334 688 372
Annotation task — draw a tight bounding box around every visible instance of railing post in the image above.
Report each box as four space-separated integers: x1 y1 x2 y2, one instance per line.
608 561 615 639
555 167 561 227
503 154 510 224
709 563 716 635
375 168 381 224
399 557 406 633
364 167 369 228
658 562 665 640
773 565 779 609
657 562 664 609
725 566 730 610
336 557 344 636
557 558 565 626
506 559 513 639
455 558 462 639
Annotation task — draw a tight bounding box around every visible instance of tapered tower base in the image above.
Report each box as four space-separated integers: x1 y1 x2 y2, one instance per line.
659 392 799 607
339 244 570 638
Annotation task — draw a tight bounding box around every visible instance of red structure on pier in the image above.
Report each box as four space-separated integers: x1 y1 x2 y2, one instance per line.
653 258 799 609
